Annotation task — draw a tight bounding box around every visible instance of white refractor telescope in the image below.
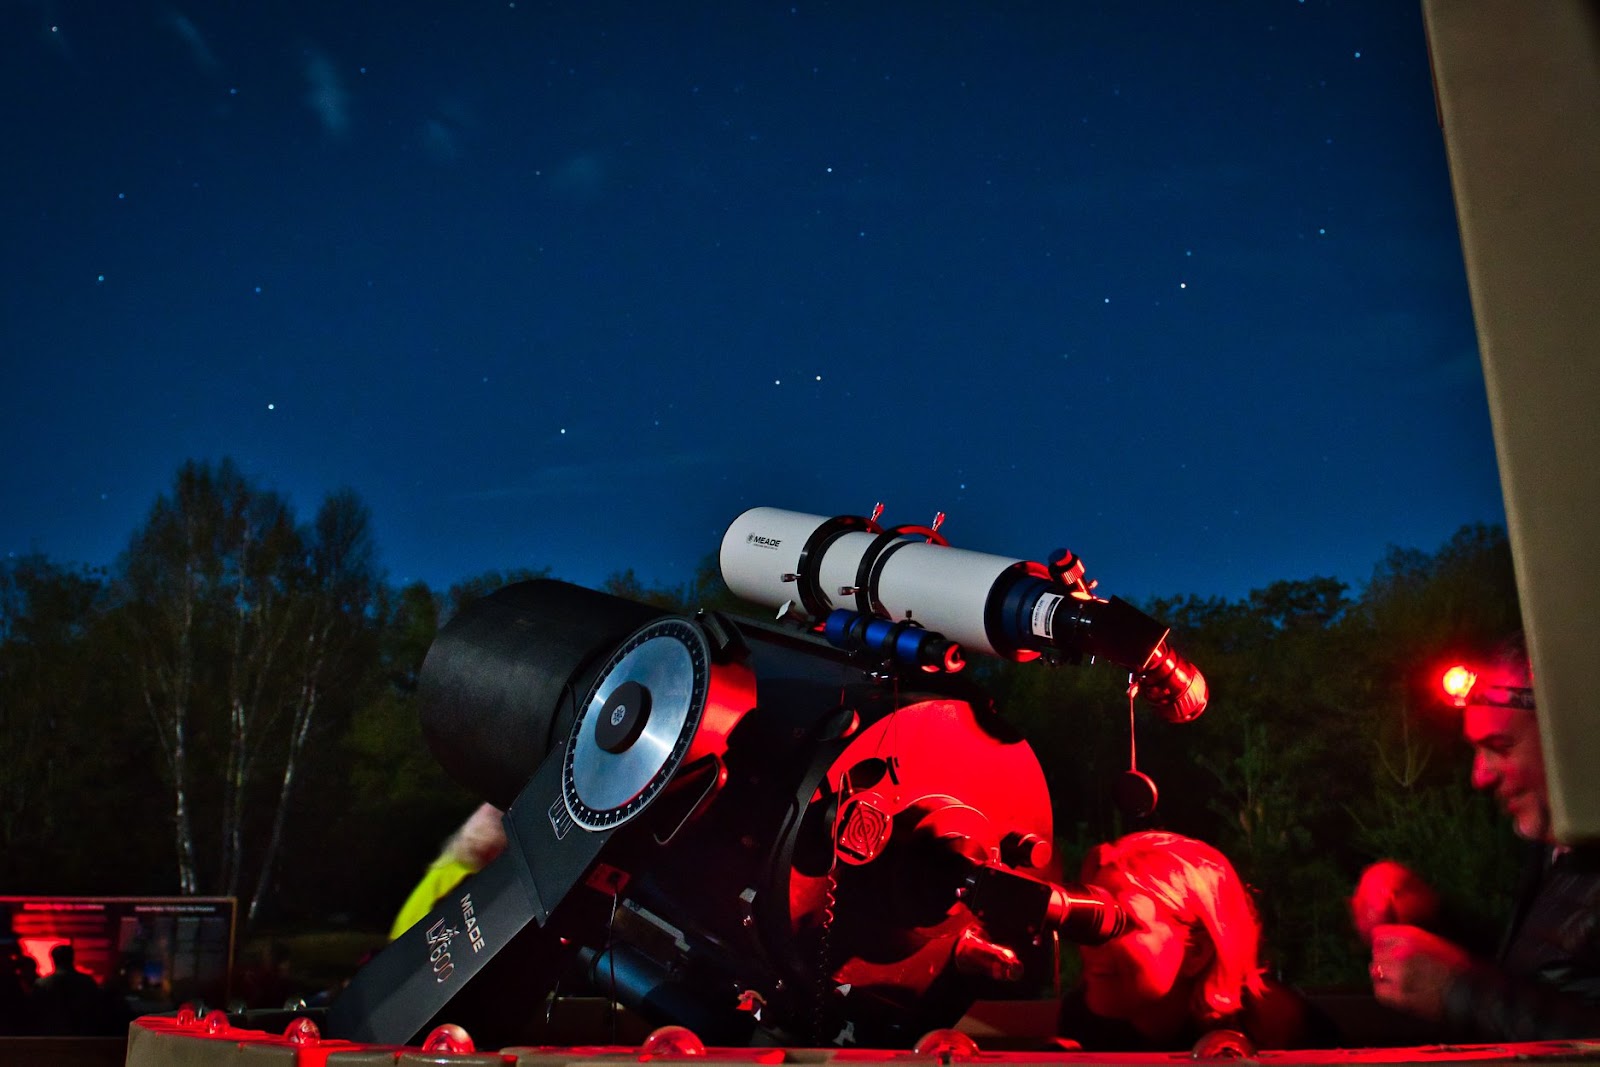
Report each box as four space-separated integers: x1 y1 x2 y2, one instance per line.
719 506 1207 722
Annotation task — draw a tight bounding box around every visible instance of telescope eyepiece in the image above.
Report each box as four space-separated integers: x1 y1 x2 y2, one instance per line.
1044 881 1130 946
1138 639 1209 722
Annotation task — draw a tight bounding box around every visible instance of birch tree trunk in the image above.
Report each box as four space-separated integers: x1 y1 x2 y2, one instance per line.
120 459 301 898
246 488 378 928
129 520 204 895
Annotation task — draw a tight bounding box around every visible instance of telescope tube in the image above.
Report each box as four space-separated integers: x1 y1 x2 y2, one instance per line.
720 507 1206 721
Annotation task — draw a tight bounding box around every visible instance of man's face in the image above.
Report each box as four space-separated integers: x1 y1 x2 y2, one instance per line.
1463 703 1550 843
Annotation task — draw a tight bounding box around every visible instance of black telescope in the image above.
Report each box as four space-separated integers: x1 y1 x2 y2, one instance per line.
326 506 1208 1051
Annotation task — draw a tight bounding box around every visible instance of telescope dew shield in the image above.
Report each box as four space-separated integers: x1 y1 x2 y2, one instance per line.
718 507 875 619
419 579 667 810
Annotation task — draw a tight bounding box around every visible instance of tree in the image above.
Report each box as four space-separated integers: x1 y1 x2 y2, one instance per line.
118 459 276 894
247 488 382 927
600 567 690 612
445 567 553 624
317 580 478 930
1342 523 1524 945
116 458 382 919
0 556 128 887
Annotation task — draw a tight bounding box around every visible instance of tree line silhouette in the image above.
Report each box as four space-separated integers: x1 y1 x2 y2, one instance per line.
0 458 1523 988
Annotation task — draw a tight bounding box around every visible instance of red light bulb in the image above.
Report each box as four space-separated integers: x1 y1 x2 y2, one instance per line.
1441 665 1477 706
421 1023 475 1053
639 1025 706 1059
1191 1028 1256 1059
283 1016 321 1045
912 1028 981 1060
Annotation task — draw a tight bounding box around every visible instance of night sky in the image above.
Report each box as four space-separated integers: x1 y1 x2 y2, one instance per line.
1 1 1504 605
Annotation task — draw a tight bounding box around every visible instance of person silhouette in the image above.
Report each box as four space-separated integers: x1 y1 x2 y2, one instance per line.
33 943 116 1036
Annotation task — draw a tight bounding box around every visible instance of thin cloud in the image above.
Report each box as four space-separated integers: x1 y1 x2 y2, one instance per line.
419 101 477 164
166 10 219 72
303 49 350 137
420 117 460 162
548 153 607 199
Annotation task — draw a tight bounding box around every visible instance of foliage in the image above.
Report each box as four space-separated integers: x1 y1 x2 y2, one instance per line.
0 458 1528 996
444 567 553 624
245 487 385 927
1351 770 1521 954
0 555 169 892
60 459 388 926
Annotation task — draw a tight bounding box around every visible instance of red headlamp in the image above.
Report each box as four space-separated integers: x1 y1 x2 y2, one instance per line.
1440 663 1535 710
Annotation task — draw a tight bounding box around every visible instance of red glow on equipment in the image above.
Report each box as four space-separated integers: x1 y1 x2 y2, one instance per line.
18 937 69 977
911 1028 981 1060
1441 665 1477 707
1139 640 1208 722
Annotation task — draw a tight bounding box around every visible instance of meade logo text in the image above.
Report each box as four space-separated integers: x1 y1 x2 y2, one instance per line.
746 533 783 549
461 891 486 955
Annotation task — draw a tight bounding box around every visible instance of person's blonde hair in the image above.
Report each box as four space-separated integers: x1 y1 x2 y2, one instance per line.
1081 831 1266 1021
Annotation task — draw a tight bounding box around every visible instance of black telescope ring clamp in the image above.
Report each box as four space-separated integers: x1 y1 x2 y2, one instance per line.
792 513 877 619
852 523 950 619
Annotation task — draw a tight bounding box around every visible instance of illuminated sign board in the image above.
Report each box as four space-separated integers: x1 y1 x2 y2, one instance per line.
1 896 235 1012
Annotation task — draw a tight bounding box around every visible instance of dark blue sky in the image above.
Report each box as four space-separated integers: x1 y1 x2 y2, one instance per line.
1 1 1503 604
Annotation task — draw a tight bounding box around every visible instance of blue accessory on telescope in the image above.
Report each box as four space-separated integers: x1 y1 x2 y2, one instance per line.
823 609 964 673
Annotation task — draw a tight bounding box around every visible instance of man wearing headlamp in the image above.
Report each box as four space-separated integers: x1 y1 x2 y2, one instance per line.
1350 633 1600 1040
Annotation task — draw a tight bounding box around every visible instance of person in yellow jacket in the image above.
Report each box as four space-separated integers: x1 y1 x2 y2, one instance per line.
388 802 507 940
